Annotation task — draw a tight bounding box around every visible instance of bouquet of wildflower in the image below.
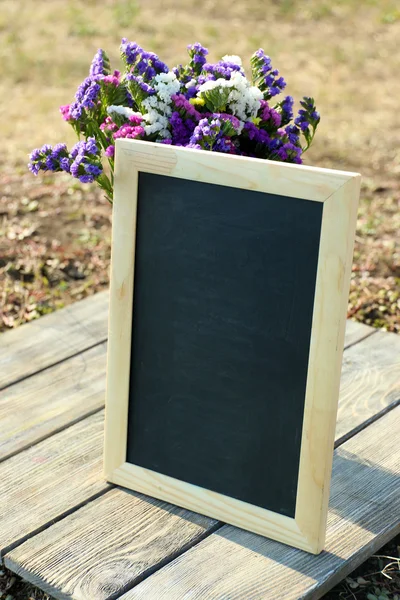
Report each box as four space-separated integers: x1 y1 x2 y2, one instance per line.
29 41 320 203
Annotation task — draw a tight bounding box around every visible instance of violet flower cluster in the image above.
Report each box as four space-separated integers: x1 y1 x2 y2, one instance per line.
28 42 320 202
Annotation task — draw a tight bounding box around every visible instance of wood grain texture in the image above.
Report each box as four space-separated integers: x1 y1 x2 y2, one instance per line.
5 488 217 600
103 153 138 477
117 138 357 202
0 411 108 558
0 315 369 465
3 325 397 600
295 176 361 552
118 406 400 600
106 140 361 553
336 330 400 443
0 290 109 390
0 343 106 461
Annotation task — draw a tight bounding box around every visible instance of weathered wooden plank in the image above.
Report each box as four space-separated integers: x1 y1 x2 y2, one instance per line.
343 319 375 348
336 330 400 444
118 406 400 600
5 489 218 600
0 290 109 390
0 319 374 465
0 318 370 463
0 411 108 558
0 292 367 395
0 342 107 461
4 328 398 600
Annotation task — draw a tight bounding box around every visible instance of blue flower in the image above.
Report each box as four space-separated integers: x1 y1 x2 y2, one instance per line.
250 49 286 100
28 143 70 176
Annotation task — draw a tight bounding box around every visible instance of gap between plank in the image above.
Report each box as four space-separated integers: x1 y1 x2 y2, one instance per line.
343 327 378 351
0 324 382 582
0 405 105 465
113 388 400 596
0 487 112 562
0 326 378 464
0 321 377 394
0 337 108 393
105 521 224 600
334 396 400 448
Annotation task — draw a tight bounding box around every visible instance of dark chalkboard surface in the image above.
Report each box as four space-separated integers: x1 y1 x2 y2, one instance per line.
126 172 323 518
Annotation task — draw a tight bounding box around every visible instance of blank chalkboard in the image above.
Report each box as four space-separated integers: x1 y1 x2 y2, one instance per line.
126 172 322 518
105 139 360 553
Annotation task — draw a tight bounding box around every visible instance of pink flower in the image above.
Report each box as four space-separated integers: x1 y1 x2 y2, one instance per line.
113 124 145 140
128 114 143 126
60 104 72 121
100 116 118 132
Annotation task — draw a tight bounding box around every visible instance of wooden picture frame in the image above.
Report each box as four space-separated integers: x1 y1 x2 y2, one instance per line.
104 138 360 554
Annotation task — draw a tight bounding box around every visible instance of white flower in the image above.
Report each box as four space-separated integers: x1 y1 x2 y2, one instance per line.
141 75 180 139
222 54 243 66
185 79 197 89
198 78 232 93
197 71 262 121
107 105 142 119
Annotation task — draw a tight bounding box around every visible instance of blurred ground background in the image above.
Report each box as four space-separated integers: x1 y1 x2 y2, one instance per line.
0 0 399 598
0 0 399 333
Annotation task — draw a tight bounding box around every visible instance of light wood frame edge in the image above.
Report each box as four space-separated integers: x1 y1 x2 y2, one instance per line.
104 138 361 554
295 175 361 552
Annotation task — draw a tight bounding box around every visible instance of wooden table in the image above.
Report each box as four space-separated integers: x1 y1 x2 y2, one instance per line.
0 290 399 600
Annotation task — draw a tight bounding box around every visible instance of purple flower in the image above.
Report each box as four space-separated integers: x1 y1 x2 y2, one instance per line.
120 39 168 80
243 122 271 145
70 77 101 120
189 118 230 151
70 138 98 160
126 74 156 96
187 43 209 73
295 97 321 131
279 95 294 125
214 136 237 154
294 110 310 131
171 94 201 120
251 49 286 99
285 124 301 145
169 111 196 145
276 142 302 164
28 143 71 176
52 143 68 159
89 49 110 77
105 145 115 157
60 157 71 172
67 137 103 183
203 61 244 80
120 39 143 65
259 100 282 128
70 145 103 183
137 51 168 79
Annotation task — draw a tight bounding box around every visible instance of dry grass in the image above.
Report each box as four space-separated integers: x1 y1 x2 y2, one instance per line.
0 0 399 332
